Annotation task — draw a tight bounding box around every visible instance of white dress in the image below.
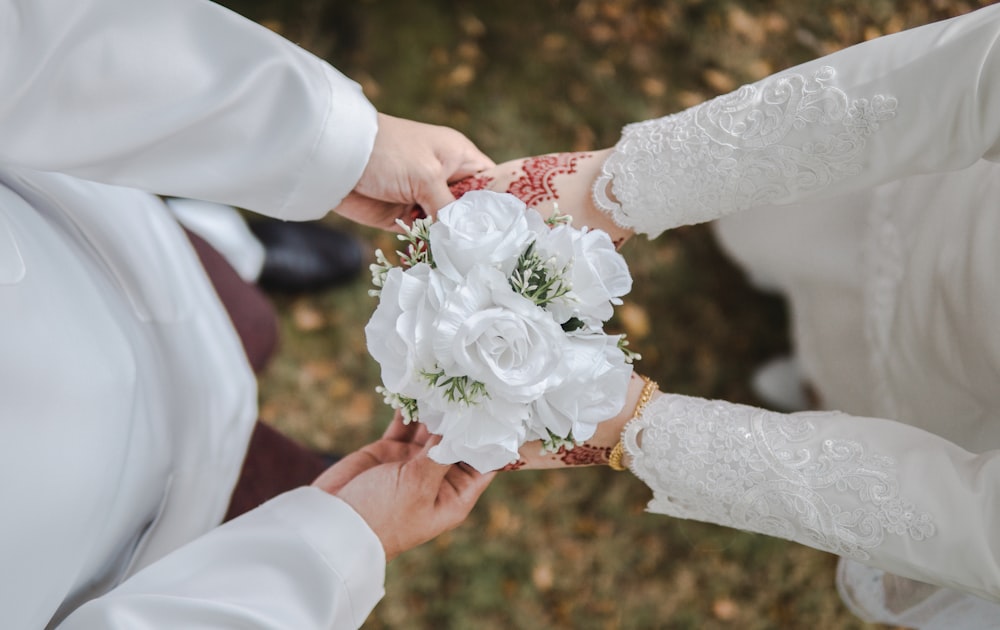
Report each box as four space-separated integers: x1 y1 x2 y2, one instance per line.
0 0 387 627
595 5 1000 627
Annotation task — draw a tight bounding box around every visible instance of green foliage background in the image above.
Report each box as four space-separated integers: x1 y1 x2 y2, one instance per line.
216 1 993 627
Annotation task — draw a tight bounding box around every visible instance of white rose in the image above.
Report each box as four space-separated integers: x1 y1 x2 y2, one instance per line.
571 228 632 320
539 225 631 325
426 399 530 473
529 334 632 442
432 265 565 403
365 263 454 399
429 190 536 281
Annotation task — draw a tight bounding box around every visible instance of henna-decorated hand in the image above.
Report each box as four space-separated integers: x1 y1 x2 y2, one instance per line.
448 148 635 248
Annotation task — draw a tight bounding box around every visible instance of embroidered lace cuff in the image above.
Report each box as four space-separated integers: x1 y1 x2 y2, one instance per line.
622 393 934 561
592 66 897 238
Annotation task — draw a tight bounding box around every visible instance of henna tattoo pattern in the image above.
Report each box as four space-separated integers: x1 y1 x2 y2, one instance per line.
499 459 527 472
448 174 495 199
506 153 590 208
557 443 612 466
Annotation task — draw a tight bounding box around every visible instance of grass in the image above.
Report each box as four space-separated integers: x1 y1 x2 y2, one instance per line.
217 0 993 627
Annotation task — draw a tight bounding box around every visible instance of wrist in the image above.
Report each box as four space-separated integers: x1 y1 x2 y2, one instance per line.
507 373 655 470
586 372 648 448
607 375 659 471
579 148 635 246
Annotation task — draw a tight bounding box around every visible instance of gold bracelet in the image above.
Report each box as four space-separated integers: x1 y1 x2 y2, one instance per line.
608 376 658 471
607 441 628 471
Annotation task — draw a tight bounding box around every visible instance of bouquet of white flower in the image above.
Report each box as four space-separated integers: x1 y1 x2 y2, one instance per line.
365 190 637 473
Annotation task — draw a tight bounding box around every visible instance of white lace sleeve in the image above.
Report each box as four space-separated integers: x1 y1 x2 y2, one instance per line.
593 4 1000 237
624 393 1000 603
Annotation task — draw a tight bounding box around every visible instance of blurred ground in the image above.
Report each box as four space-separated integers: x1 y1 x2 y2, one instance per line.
217 1 995 627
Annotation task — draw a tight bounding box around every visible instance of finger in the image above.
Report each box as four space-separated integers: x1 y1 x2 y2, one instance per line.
430 465 495 532
366 439 425 462
382 411 419 442
331 190 379 218
422 433 443 448
458 466 496 502
402 436 451 485
410 422 433 447
311 448 383 494
416 179 459 216
442 461 496 503
332 192 410 232
448 150 496 181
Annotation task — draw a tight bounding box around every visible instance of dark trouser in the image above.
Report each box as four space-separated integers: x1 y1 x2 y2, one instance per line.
184 229 329 521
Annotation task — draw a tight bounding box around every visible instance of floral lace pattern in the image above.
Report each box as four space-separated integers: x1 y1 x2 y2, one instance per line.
624 394 935 561
593 66 898 236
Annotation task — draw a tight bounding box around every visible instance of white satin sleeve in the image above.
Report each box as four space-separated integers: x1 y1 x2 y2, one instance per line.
623 394 1000 603
594 4 1000 237
56 488 387 630
0 0 376 220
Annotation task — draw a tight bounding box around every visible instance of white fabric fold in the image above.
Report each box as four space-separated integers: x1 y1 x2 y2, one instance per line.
0 0 386 626
0 0 377 219
59 489 387 629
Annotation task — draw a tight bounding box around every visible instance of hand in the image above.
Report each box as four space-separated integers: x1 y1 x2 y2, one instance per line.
333 114 495 230
503 373 659 471
311 416 428 496
312 416 495 561
448 148 635 248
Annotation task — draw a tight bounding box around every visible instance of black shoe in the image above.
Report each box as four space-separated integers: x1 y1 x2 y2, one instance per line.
248 220 364 293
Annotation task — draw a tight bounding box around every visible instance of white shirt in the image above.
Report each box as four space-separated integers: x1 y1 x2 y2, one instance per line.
0 0 386 626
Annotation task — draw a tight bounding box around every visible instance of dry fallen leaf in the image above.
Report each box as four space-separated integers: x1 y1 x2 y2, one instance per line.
339 392 374 427
746 59 773 81
459 14 486 38
532 563 555 591
728 6 766 46
677 90 708 109
448 64 476 87
703 68 737 94
542 32 568 52
326 375 354 399
640 77 668 98
291 300 326 332
712 597 739 621
619 302 651 339
487 503 522 535
299 359 337 387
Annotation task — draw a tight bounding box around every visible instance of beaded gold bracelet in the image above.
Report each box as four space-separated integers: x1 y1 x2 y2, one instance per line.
608 376 658 471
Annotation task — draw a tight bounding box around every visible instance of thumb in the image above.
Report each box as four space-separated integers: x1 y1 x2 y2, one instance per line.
449 463 496 502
